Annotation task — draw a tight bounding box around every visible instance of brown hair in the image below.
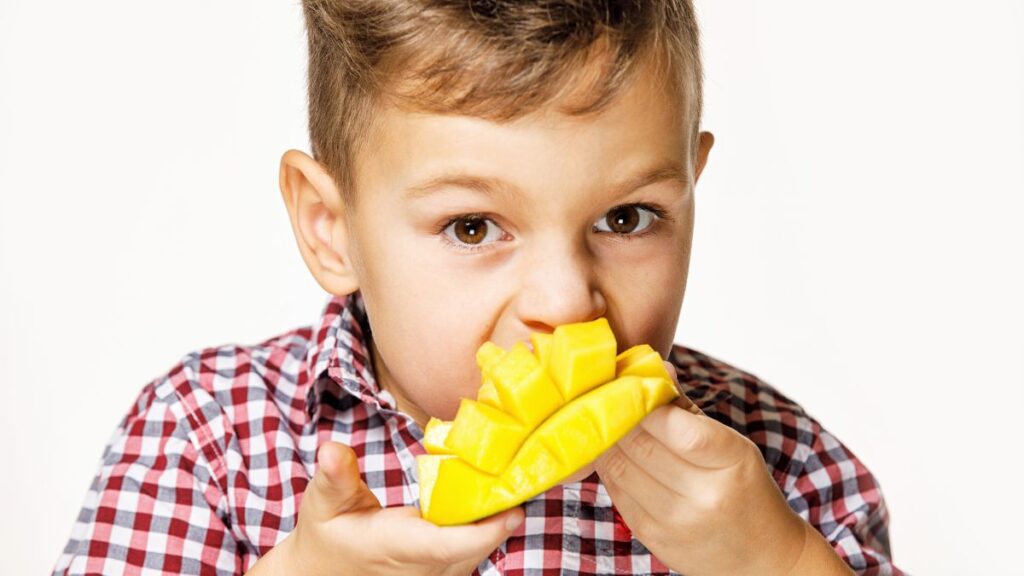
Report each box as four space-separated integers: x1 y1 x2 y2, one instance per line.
301 0 704 207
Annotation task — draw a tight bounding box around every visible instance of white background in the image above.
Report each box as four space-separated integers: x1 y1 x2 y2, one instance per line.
2 1 1021 574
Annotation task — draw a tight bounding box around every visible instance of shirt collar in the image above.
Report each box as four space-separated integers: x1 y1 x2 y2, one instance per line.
304 291 400 419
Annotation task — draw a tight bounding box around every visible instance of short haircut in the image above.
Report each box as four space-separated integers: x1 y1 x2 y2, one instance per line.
301 0 703 207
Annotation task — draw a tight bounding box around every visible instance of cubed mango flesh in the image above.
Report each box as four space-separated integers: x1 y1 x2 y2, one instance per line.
529 332 553 370
501 375 674 498
548 318 617 401
477 341 505 373
475 378 502 410
490 342 563 427
616 344 675 381
444 399 528 476
417 455 499 525
422 417 454 455
416 319 680 525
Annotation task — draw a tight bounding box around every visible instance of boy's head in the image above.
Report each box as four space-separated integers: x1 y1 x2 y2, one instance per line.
280 0 714 429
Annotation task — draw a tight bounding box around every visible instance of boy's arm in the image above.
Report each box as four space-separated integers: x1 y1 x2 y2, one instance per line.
53 379 243 575
783 421 901 574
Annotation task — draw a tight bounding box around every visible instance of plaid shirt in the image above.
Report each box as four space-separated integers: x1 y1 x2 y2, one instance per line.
54 292 904 575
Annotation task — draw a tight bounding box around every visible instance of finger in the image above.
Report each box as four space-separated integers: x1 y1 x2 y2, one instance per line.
594 442 679 510
663 360 702 415
639 404 754 469
304 441 382 523
611 425 693 499
382 505 525 566
594 460 664 543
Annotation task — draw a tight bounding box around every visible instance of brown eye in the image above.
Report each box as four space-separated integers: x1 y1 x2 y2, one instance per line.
594 205 658 235
453 218 488 244
441 216 505 250
606 206 639 233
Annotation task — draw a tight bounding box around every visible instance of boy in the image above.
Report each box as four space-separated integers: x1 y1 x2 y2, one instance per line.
54 1 903 574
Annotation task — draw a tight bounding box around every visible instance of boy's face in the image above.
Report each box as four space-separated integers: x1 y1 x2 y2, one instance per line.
283 59 713 430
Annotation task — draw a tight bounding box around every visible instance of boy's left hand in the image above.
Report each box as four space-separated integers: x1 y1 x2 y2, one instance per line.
592 362 808 576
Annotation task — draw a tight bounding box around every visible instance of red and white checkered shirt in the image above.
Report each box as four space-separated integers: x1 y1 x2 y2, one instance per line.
54 292 905 575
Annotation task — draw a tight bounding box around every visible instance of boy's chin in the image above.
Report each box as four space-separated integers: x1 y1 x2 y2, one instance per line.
561 463 597 484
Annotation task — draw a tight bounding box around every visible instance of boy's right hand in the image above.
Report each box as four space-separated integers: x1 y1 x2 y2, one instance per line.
247 441 524 576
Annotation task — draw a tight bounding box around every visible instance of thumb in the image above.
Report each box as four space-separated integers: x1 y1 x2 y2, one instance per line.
445 508 525 574
303 441 381 523
389 505 525 568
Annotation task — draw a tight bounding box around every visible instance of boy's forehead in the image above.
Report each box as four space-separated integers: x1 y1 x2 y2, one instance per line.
360 61 690 200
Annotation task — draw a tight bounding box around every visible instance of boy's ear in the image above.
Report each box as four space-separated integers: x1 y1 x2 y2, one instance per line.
693 131 715 184
278 149 360 296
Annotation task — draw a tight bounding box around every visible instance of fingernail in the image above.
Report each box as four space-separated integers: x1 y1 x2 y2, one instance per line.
505 511 524 531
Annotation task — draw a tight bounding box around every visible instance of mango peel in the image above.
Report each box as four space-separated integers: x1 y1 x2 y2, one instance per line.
416 317 680 525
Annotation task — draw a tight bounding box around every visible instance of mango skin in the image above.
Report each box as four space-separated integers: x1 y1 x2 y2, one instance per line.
416 320 680 526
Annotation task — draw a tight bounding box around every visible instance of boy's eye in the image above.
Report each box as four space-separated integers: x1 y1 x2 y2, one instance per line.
593 205 660 235
441 216 505 248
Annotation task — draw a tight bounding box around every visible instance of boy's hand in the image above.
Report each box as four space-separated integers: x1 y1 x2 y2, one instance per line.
247 441 524 576
591 362 827 576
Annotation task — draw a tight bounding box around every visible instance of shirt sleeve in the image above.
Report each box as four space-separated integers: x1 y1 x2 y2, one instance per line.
784 421 907 576
53 379 246 575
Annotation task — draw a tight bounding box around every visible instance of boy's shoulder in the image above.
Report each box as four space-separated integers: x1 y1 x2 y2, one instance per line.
163 325 315 398
669 343 809 423
120 295 372 441
121 323 321 439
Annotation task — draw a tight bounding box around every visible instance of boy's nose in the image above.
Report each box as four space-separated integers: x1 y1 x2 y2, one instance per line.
514 244 607 333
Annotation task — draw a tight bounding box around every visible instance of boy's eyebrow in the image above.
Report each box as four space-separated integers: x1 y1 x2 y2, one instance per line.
402 161 688 201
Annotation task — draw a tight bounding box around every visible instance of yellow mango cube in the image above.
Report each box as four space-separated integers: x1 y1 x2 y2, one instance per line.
548 318 617 401
616 344 673 381
477 341 506 373
422 417 453 454
476 378 502 409
417 454 500 525
475 342 506 409
497 439 565 499
638 373 683 412
444 399 528 476
530 332 553 370
529 401 602 475
416 454 452 518
574 376 650 445
490 342 563 427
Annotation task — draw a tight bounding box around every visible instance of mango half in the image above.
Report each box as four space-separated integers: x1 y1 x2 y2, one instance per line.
416 318 680 525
